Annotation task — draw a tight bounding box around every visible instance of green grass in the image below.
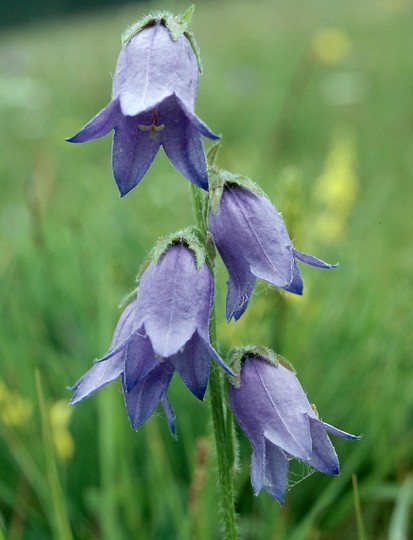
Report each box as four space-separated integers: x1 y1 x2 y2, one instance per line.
1 0 412 538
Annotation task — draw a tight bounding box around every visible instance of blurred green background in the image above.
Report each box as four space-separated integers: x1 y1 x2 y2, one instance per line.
1 0 412 538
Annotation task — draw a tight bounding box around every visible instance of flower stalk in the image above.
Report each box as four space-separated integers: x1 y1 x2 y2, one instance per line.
190 181 238 539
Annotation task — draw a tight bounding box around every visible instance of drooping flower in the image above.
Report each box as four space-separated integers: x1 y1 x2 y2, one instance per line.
71 240 232 432
228 348 360 504
67 13 218 196
208 178 335 321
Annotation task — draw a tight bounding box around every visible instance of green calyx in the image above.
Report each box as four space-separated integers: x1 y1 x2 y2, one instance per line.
150 226 207 269
228 346 295 388
208 166 266 215
121 5 202 73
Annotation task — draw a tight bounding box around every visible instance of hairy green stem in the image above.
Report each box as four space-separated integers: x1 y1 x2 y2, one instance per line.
190 183 238 539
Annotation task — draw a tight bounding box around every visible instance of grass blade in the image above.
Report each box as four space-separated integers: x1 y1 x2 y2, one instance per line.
388 476 413 540
36 370 73 540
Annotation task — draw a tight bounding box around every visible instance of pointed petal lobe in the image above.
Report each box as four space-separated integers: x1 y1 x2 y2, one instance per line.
263 439 289 504
123 364 174 430
67 98 120 143
112 110 161 196
160 96 209 190
70 354 124 405
293 249 337 269
161 394 176 439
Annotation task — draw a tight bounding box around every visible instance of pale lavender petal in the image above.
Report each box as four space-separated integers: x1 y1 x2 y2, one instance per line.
169 331 233 399
123 363 174 430
161 394 176 439
205 341 235 377
70 354 124 405
114 24 199 116
176 95 220 140
112 110 161 196
226 187 294 286
311 417 361 440
210 186 295 319
250 443 265 496
123 331 161 392
160 96 210 190
109 301 138 347
168 332 210 400
210 198 257 321
249 439 289 504
94 300 138 363
305 416 340 474
226 269 256 322
136 244 211 357
263 439 289 504
67 98 120 143
283 262 304 295
293 249 337 269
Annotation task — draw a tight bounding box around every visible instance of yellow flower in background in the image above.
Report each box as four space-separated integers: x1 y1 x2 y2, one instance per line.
0 382 33 427
50 400 75 461
312 28 352 66
313 127 358 243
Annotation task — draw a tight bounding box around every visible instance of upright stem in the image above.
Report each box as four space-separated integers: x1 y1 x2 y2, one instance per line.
190 184 238 540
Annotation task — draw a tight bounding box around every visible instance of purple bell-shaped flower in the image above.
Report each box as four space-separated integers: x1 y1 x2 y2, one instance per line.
209 181 335 321
71 241 232 433
229 349 360 503
67 17 218 195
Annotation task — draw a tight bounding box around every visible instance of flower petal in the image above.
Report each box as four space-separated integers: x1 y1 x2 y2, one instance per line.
293 249 337 269
249 438 289 504
263 439 289 504
283 261 304 295
230 358 313 460
210 186 295 319
305 416 340 474
205 341 235 377
168 331 211 400
160 96 210 190
137 244 212 357
115 25 199 116
66 98 120 143
231 189 293 286
70 354 124 405
112 110 161 196
169 331 234 399
161 394 176 439
123 363 174 430
250 442 265 496
319 419 361 440
93 300 139 363
176 95 220 140
123 330 161 392
226 268 256 322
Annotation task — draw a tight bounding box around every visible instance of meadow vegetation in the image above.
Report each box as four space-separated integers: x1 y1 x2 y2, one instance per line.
0 0 412 538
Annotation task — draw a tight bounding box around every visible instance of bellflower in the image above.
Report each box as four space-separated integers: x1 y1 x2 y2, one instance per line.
209 181 335 321
71 300 177 435
67 15 218 196
71 241 232 431
229 349 359 504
